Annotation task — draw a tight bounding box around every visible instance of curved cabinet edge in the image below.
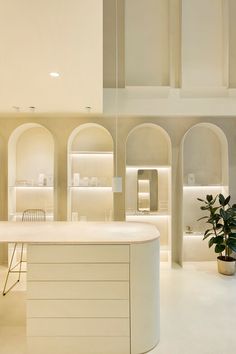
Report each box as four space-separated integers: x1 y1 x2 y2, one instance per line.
130 238 160 354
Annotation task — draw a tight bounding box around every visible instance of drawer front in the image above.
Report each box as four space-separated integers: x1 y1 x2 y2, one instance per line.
27 281 129 300
28 244 129 263
28 263 129 281
27 318 129 337
27 299 129 318
28 337 130 354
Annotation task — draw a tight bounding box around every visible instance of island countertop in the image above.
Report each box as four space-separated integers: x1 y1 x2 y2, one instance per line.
0 221 159 244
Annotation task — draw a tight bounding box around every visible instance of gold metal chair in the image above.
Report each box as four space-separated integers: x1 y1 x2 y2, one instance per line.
2 209 46 295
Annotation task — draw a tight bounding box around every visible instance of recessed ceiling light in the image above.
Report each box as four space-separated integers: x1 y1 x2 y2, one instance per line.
49 72 60 77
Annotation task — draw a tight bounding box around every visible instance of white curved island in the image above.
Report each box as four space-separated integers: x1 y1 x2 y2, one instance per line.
0 222 160 354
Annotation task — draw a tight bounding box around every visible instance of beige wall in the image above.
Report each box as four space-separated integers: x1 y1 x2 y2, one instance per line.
125 0 169 86
0 114 236 265
182 0 225 88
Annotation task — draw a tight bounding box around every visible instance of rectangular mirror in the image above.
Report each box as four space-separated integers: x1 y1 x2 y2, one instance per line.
137 169 158 212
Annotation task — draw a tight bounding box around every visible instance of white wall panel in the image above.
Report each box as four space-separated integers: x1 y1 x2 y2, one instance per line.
125 0 169 86
182 0 224 88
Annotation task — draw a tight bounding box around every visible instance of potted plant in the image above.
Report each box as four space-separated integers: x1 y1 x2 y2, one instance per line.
197 194 236 275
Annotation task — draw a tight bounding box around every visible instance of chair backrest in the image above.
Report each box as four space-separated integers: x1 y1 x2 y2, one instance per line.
22 209 46 222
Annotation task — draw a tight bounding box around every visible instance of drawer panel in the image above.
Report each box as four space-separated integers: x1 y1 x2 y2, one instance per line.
28 264 129 281
27 281 129 300
28 244 129 263
28 337 130 354
27 299 129 318
27 318 129 337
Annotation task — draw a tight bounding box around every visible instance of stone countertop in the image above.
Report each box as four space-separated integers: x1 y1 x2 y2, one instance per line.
0 221 159 244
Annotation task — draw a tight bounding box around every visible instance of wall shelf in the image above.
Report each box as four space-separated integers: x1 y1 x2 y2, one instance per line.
70 151 113 155
68 186 112 191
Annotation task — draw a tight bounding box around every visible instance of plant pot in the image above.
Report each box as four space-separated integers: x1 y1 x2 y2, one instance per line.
217 256 236 276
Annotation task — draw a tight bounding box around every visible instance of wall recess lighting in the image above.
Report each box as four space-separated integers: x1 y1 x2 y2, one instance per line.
49 72 60 77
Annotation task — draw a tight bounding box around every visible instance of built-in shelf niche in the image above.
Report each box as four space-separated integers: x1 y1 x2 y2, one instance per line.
67 123 113 221
125 123 171 263
182 123 229 261
8 123 54 221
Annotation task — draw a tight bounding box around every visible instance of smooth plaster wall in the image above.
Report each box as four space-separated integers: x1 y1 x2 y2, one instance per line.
182 0 225 88
103 0 125 88
0 115 236 266
229 0 236 87
183 126 222 186
125 0 169 86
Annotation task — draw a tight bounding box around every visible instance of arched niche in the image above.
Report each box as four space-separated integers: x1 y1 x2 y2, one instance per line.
67 123 114 221
125 123 172 263
8 123 54 221
182 123 229 261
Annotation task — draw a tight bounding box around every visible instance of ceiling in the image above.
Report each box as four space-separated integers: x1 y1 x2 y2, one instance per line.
0 0 103 113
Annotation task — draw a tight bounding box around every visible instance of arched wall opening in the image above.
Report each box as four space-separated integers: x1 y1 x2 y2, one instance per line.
125 123 172 264
182 123 229 262
67 123 114 221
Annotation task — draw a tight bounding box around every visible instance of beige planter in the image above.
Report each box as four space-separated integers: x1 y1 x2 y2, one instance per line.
217 256 236 276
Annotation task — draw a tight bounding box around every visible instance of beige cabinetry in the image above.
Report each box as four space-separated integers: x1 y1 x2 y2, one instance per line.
5 222 160 354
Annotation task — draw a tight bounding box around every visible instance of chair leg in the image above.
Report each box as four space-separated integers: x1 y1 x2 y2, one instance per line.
2 243 24 296
18 243 24 283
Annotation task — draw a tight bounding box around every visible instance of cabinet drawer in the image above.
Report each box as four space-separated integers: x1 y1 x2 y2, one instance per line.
27 281 129 300
28 337 130 354
27 318 129 337
28 263 129 281
28 244 129 263
27 299 129 318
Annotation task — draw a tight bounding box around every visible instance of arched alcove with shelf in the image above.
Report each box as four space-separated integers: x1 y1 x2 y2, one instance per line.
8 123 54 221
125 123 172 263
67 123 114 221
182 123 229 262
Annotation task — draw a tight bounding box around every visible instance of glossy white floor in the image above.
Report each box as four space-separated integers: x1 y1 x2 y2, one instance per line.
0 262 236 354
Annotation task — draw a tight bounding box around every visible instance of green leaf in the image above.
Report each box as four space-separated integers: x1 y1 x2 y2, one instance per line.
206 195 213 203
219 194 225 206
211 207 219 214
225 195 231 205
203 232 213 240
197 216 208 221
197 198 205 202
204 229 212 236
208 237 215 248
201 206 209 211
211 196 218 205
227 240 236 252
215 244 225 253
220 209 227 220
229 233 236 238
213 236 224 244
227 238 236 246
216 223 223 229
